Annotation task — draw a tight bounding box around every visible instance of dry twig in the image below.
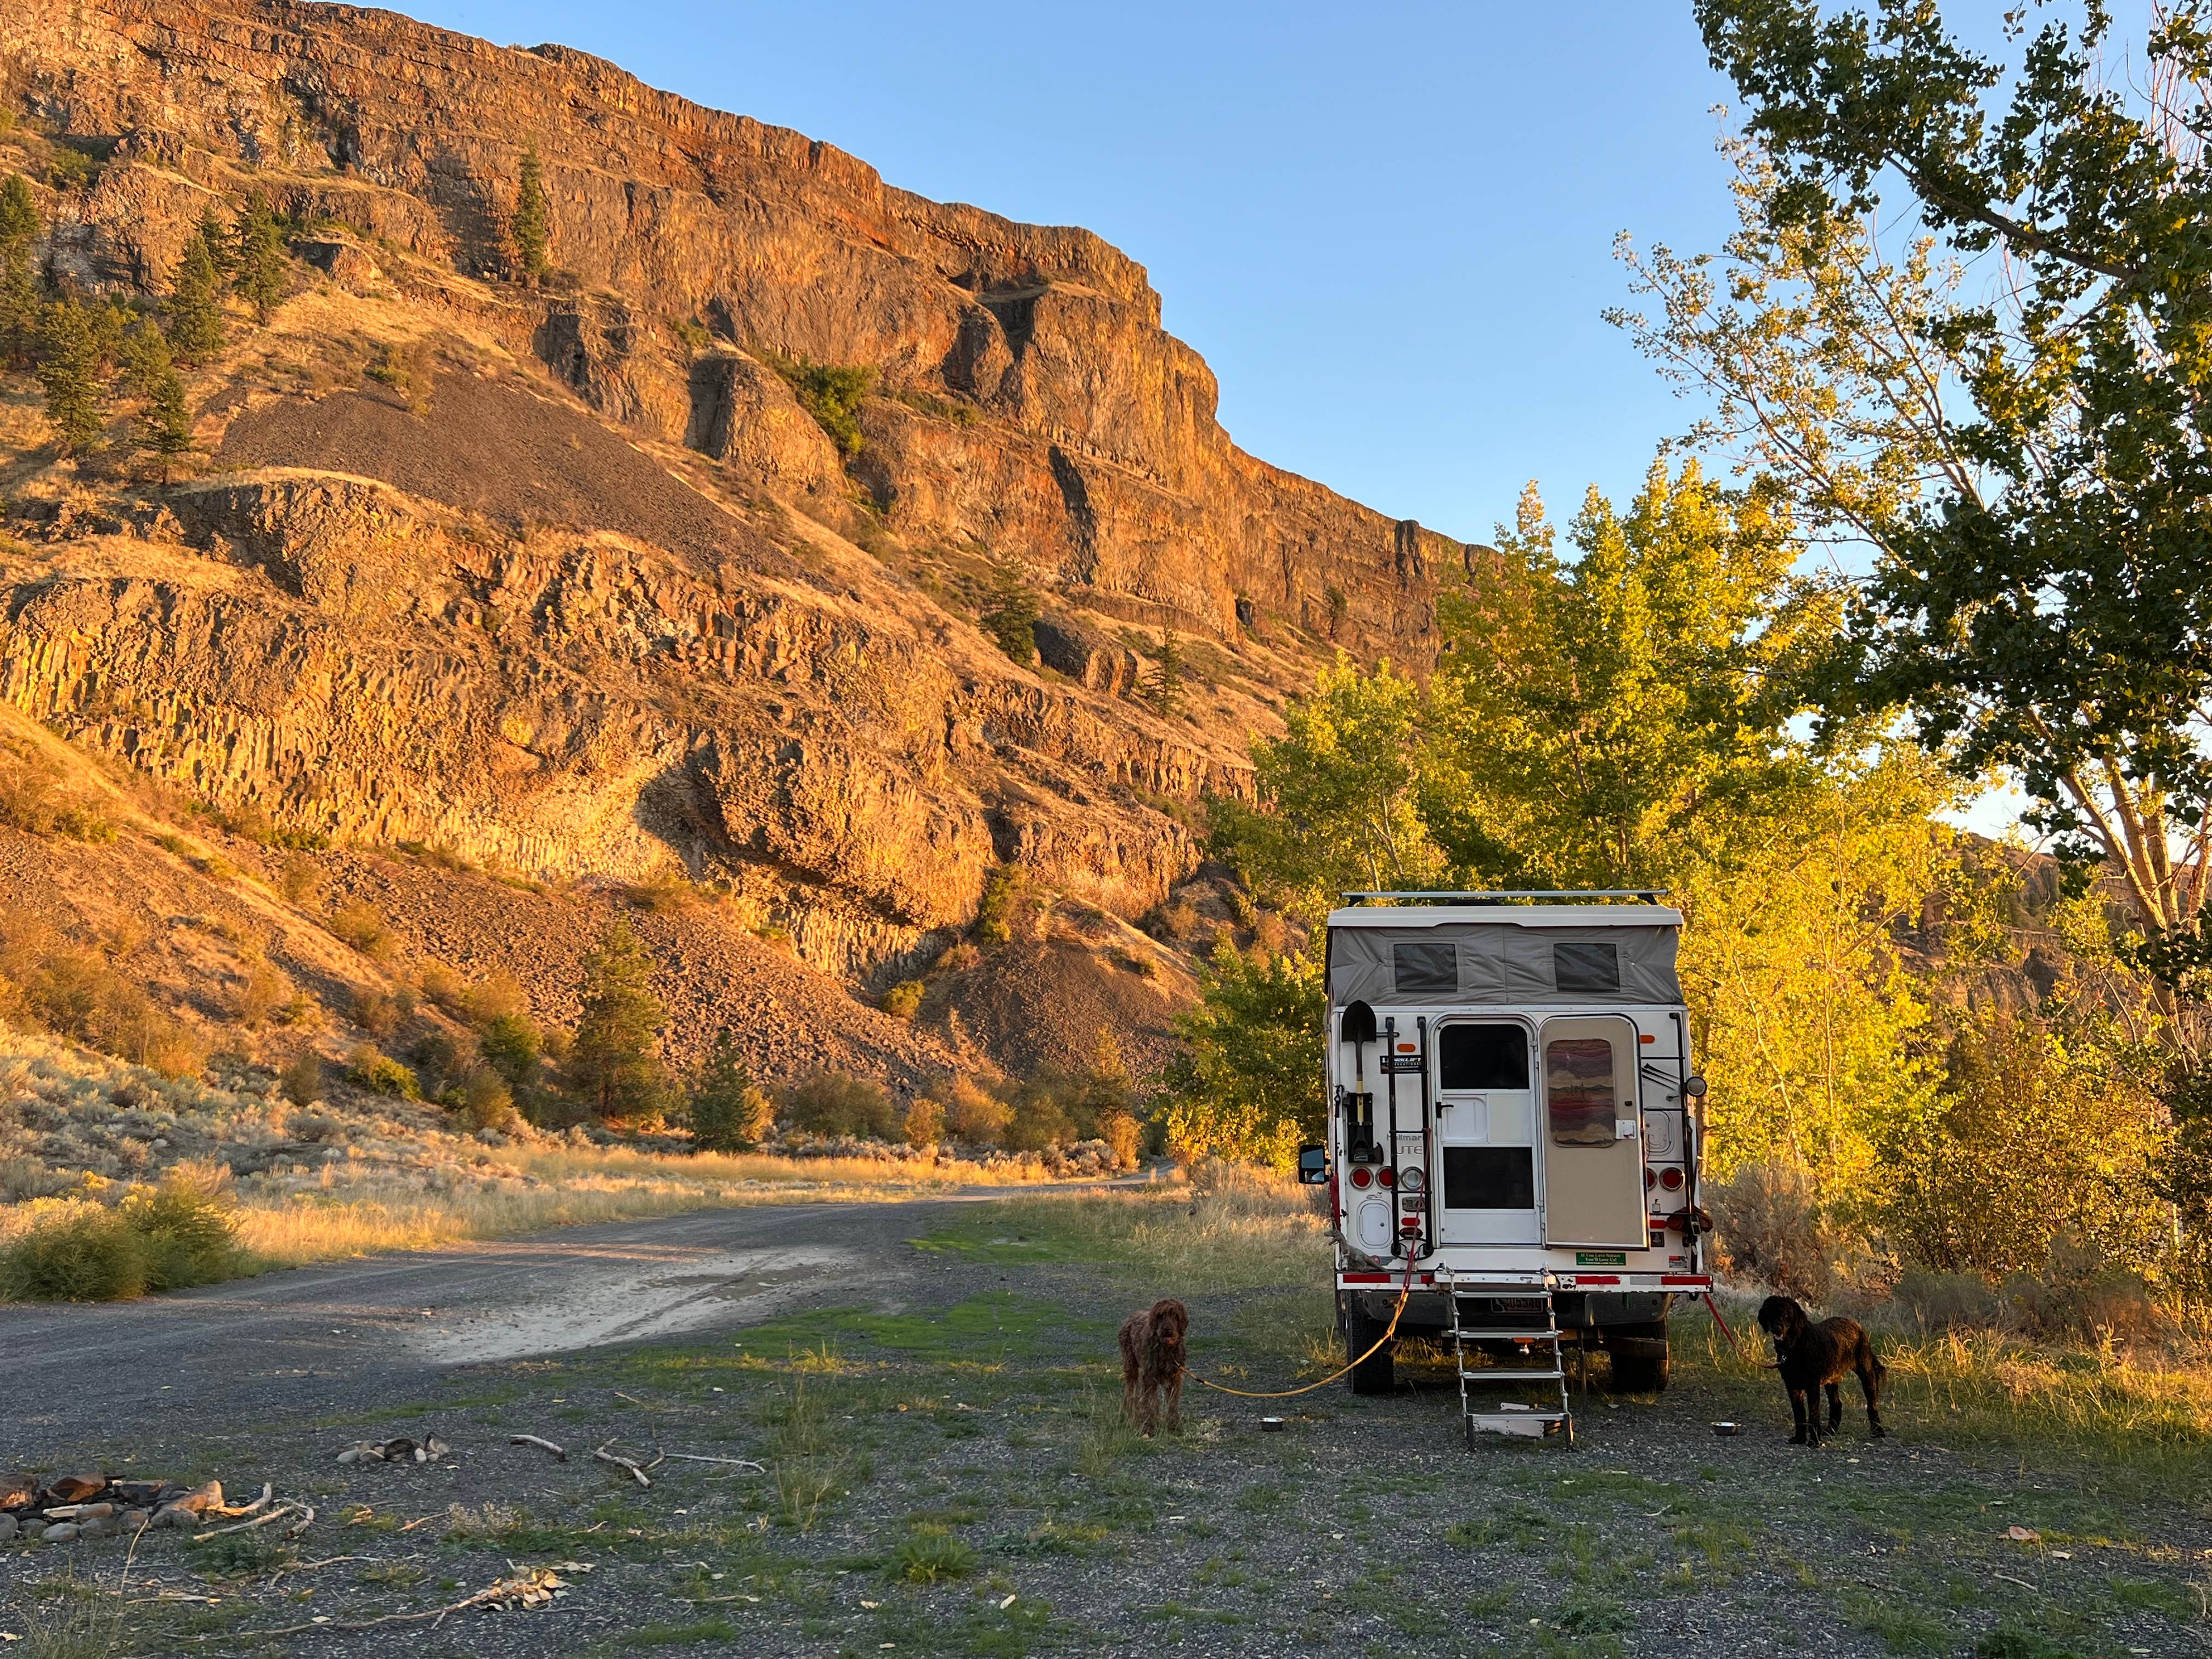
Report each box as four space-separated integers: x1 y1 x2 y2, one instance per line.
509 1435 568 1462
659 1454 765 1471
591 1442 655 1488
190 1503 302 1542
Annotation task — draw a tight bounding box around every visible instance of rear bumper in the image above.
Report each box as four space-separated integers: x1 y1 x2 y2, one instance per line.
1342 1284 1684 1332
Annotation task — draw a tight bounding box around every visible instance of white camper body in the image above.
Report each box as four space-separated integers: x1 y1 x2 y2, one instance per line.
1311 895 1711 1443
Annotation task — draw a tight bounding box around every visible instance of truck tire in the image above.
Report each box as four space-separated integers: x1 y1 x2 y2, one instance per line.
1346 1300 1396 1396
1602 1322 1671 1393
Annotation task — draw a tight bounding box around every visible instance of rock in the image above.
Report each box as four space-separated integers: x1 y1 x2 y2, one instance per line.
109 1480 166 1506
0 1514 17 1542
0 1475 33 1510
684 350 845 497
39 1474 105 1505
119 1510 151 1534
42 1523 80 1544
18 1520 46 1541
78 1515 119 1540
166 1479 221 1515
1033 615 1140 697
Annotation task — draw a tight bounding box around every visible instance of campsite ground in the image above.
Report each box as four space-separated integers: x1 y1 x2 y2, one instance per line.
1 1180 2207 1658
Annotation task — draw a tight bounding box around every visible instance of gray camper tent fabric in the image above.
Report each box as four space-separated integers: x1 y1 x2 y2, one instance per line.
1329 922 1681 1008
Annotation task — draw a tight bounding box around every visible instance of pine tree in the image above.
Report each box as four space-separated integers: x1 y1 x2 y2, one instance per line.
980 554 1040 665
567 918 670 1123
122 323 192 481
686 1029 772 1153
1142 628 1186 716
0 173 40 370
511 146 551 281
163 233 225 361
232 192 289 324
35 298 105 455
198 205 235 276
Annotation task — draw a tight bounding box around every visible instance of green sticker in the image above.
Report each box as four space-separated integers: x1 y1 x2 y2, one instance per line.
1575 1250 1629 1266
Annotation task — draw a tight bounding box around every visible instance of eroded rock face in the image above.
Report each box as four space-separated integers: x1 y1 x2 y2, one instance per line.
1 0 1469 655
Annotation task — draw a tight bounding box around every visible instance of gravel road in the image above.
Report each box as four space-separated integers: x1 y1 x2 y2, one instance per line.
0 1198 951 1459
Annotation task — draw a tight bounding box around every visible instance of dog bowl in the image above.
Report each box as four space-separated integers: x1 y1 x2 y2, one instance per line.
1711 1421 1742 1436
1259 1417 1286 1433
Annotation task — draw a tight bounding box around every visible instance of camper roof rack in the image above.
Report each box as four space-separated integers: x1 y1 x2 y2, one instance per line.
1339 889 1667 906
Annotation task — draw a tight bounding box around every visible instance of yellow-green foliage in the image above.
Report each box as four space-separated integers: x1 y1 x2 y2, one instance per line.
0 1166 241 1301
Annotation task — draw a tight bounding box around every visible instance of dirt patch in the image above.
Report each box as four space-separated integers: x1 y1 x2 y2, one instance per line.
216 371 782 573
929 938 1186 1080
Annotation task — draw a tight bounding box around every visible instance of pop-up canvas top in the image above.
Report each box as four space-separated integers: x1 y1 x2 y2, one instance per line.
1326 905 1683 1008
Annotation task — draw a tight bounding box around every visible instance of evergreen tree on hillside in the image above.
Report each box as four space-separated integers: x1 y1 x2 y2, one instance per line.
980 554 1040 664
164 232 226 361
1142 628 1186 716
232 192 289 324
686 1029 772 1153
35 298 105 455
511 146 551 281
122 322 192 481
198 205 235 276
0 173 41 370
567 918 670 1122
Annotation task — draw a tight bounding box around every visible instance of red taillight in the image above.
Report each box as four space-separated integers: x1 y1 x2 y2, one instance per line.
1644 1166 1656 1190
1660 1166 1685 1191
1377 1166 1395 1189
1350 1165 1373 1189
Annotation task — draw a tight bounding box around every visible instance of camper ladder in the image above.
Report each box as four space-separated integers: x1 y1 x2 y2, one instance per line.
1442 1271 1573 1448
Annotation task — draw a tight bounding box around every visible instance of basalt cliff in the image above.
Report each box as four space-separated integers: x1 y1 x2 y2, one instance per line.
0 0 1475 1088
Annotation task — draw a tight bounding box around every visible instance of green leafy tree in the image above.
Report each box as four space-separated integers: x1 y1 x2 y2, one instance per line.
687 1029 772 1152
0 173 41 370
980 554 1040 664
232 191 289 324
163 231 226 361
511 145 551 280
567 918 671 1122
1630 1 2212 1058
1163 943 1327 1170
771 355 872 455
1141 628 1187 717
34 298 105 455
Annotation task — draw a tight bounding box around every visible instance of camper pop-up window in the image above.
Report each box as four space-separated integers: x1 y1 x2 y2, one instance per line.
1393 940 1457 992
1552 941 1621 992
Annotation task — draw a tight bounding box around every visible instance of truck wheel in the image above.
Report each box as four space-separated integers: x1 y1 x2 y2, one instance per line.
1607 1351 1670 1392
1346 1302 1396 1396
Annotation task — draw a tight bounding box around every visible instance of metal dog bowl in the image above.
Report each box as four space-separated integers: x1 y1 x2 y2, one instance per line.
1260 1417 1286 1433
1711 1421 1742 1436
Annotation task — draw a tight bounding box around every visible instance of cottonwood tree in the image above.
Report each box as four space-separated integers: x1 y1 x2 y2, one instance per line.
1620 0 2212 1056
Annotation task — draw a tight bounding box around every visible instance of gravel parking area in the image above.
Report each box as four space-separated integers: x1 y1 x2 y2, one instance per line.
2 1191 2207 1657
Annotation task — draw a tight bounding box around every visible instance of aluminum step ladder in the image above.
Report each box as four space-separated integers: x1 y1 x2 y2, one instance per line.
1443 1270 1574 1448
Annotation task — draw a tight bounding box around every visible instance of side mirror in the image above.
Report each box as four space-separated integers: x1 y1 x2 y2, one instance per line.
1682 1075 1708 1099
1296 1144 1330 1186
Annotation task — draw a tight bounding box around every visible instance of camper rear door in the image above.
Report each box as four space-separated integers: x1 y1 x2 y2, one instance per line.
1537 1014 1646 1248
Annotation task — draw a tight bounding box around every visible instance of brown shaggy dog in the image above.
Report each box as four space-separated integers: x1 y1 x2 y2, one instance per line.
1756 1294 1887 1447
1118 1297 1189 1435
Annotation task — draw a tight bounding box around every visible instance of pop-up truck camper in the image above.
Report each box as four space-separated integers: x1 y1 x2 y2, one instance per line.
1299 892 1712 1447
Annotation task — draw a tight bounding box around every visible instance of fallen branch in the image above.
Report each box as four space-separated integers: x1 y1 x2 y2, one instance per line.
592 1442 654 1488
509 1435 568 1462
282 1504 317 1540
659 1454 764 1471
266 1554 372 1587
215 1483 274 1519
190 1503 302 1542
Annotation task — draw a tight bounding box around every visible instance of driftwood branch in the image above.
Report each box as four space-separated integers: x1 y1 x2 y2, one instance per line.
591 1442 654 1488
190 1503 301 1542
658 1454 764 1471
509 1435 568 1462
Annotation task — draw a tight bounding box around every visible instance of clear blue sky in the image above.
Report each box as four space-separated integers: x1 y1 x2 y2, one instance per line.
398 1 1754 545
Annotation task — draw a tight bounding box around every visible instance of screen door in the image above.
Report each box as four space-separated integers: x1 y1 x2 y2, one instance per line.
1432 1021 1540 1246
1538 1014 1645 1248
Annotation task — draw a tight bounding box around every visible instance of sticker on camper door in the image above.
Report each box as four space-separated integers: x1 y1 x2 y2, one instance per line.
1545 1038 1616 1146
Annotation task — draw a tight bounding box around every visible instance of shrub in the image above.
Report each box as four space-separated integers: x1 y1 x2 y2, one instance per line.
780 1072 896 1139
1707 1160 1837 1302
1 1169 241 1301
346 1045 420 1099
227 964 286 1028
328 900 393 960
16 942 206 1077
1097 1109 1141 1171
408 1029 469 1096
902 1096 945 1150
450 1065 522 1135
766 354 873 456
1 1207 150 1302
351 985 400 1036
279 1050 324 1107
688 1031 772 1153
934 1076 1010 1146
974 865 1022 944
881 979 925 1020
122 1166 241 1290
1002 1072 1075 1152
980 555 1040 665
276 853 324 905
479 1010 544 1086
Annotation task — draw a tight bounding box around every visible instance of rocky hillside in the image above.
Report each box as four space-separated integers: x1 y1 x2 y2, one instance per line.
0 0 1438 1093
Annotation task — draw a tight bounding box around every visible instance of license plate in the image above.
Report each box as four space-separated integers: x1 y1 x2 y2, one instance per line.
1575 1250 1628 1266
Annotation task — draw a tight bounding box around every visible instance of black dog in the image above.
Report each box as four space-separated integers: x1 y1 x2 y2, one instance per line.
1755 1295 1887 1447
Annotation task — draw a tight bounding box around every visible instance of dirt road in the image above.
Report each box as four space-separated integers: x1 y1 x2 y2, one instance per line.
0 1199 945 1459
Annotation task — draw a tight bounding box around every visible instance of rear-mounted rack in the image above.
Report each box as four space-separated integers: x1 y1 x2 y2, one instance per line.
1340 890 1667 906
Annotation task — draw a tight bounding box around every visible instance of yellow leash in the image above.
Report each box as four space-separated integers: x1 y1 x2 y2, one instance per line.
1184 1266 1417 1400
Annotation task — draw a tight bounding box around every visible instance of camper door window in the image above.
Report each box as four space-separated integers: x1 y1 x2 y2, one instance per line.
1547 1037 1617 1146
